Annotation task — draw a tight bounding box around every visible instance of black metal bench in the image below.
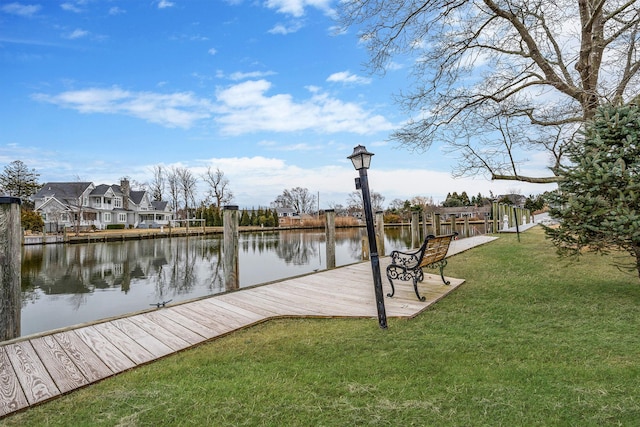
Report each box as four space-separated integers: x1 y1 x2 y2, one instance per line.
386 233 458 301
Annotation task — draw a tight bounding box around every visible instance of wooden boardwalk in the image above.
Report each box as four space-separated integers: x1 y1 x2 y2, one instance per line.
0 235 496 418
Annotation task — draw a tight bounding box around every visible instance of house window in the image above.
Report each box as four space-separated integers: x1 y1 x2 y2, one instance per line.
114 197 122 208
42 213 47 221
104 213 111 222
118 213 127 223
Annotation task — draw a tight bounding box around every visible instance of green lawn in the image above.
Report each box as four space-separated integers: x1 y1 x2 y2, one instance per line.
3 227 639 426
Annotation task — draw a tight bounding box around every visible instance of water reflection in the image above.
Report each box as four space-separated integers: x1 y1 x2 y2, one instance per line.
18 226 413 337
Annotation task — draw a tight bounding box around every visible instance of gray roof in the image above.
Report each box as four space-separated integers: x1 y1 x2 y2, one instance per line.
35 182 93 200
151 200 169 211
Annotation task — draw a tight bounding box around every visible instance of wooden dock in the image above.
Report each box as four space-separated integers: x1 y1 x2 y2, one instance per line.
0 235 497 418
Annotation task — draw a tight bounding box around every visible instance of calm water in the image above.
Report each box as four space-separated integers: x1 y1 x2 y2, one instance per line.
19 227 413 337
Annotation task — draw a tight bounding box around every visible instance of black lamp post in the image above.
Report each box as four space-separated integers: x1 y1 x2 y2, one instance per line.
348 145 388 329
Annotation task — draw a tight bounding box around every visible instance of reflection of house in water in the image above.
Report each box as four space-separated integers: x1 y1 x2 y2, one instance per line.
21 239 175 297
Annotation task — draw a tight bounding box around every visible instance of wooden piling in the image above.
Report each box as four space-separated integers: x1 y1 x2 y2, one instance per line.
375 210 385 257
325 209 336 269
0 197 21 341
411 211 420 248
223 205 239 291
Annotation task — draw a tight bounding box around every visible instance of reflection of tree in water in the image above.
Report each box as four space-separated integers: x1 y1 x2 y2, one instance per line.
337 228 368 260
274 231 319 265
384 226 413 249
167 237 198 295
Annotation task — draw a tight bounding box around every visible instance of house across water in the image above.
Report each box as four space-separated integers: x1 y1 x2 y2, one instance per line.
34 179 174 232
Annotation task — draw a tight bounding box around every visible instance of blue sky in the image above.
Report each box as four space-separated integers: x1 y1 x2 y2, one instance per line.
0 0 557 208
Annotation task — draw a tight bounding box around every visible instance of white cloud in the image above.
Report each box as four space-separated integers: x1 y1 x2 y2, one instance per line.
66 29 89 39
264 0 333 18
33 87 213 128
326 71 372 85
258 141 324 151
31 80 393 135
1 2 41 17
228 70 277 80
208 48 217 55
158 0 174 9
61 2 83 13
268 21 303 35
214 79 394 135
109 7 126 15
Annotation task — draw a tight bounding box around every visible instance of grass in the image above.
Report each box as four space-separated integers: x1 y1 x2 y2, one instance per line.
3 227 640 426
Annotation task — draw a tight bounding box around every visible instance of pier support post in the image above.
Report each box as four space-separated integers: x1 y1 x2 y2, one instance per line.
325 209 336 269
0 197 21 341
411 211 420 248
223 205 239 291
375 210 385 257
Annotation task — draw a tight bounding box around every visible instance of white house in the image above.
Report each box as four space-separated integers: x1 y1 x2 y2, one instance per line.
34 179 173 232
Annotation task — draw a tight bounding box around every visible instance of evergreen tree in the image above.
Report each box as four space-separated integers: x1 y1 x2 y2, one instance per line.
21 209 44 232
240 209 251 226
0 160 40 201
213 208 222 226
545 105 640 277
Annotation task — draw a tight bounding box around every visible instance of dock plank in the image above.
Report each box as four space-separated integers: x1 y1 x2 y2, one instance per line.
216 293 287 317
92 322 156 365
52 330 113 381
246 287 327 316
249 286 341 316
141 310 207 345
154 308 220 339
199 299 266 326
111 318 175 358
185 301 246 333
74 327 136 373
202 298 267 324
0 348 29 416
170 304 232 335
129 312 202 349
30 335 89 393
4 341 59 405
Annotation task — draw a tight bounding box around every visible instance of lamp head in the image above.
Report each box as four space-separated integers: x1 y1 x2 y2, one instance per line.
348 145 374 170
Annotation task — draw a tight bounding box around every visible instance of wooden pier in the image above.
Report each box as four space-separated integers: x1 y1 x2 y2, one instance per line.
0 236 496 418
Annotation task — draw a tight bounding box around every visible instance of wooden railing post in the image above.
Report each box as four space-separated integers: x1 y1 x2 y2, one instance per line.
450 216 457 235
325 209 336 269
223 205 239 291
411 211 420 248
464 216 470 237
421 209 428 241
0 197 21 341
434 213 441 236
375 210 385 257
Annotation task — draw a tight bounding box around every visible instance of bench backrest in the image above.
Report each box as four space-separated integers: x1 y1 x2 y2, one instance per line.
418 233 457 268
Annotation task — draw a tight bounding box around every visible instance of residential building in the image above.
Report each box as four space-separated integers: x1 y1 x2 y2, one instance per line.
34 179 173 232
275 207 301 226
